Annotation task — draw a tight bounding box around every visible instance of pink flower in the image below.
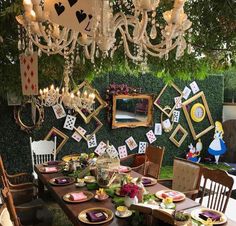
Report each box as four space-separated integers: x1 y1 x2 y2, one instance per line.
120 183 139 198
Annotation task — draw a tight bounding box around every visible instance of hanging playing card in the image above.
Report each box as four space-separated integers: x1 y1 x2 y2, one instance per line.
94 141 106 156
107 145 119 158
174 96 182 109
44 0 95 36
72 126 86 142
154 123 162 135
20 53 38 96
118 145 128 159
125 136 138 150
87 134 97 148
172 110 180 123
138 142 147 154
182 86 191 100
190 81 200 94
146 130 156 144
63 114 76 130
52 104 66 119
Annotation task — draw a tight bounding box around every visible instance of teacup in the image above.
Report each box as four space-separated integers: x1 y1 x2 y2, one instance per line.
116 206 128 216
76 179 85 187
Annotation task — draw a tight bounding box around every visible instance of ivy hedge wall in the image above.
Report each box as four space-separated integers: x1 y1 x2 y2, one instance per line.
0 73 224 174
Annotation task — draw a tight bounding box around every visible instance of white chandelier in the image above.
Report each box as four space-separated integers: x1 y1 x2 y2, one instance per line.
16 0 192 62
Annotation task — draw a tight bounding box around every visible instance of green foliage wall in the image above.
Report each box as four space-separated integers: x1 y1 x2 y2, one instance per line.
0 73 223 174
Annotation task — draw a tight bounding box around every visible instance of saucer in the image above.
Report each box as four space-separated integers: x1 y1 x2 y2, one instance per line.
94 194 109 201
75 182 86 187
115 210 132 218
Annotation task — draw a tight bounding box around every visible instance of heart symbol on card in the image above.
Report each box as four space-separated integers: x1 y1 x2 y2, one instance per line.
68 0 77 7
54 2 65 16
76 10 87 23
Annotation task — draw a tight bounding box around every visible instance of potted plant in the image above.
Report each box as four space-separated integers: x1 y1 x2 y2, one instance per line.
173 211 190 226
120 183 139 207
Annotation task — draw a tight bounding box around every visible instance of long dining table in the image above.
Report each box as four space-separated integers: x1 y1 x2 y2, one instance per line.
35 165 236 226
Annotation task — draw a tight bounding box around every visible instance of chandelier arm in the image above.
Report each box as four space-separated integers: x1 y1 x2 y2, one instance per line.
137 10 149 41
118 27 142 61
84 41 96 60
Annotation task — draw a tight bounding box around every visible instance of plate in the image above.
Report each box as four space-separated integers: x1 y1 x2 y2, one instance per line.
191 208 227 225
49 176 75 186
63 191 94 203
62 154 80 162
39 166 62 174
118 166 131 173
94 194 109 201
78 207 114 225
115 210 132 218
43 160 65 166
141 177 157 187
155 190 185 202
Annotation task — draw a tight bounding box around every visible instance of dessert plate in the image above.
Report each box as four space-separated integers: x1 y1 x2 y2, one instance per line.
155 190 185 202
63 191 94 203
49 176 75 186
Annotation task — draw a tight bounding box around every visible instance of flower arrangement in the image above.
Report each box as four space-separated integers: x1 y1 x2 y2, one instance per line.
120 183 139 198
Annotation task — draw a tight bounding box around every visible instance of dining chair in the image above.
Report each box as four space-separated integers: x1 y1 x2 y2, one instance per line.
30 136 57 178
198 167 234 213
1 176 53 226
158 157 202 200
130 204 153 226
0 204 14 226
152 209 175 225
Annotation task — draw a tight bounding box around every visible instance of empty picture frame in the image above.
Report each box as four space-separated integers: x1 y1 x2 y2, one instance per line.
182 91 214 140
44 127 69 153
154 83 183 118
169 124 188 147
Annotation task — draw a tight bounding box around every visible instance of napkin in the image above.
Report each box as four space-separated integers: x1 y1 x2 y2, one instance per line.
69 192 87 201
44 167 58 173
54 178 69 184
86 210 107 222
47 161 59 165
199 211 221 221
142 178 152 185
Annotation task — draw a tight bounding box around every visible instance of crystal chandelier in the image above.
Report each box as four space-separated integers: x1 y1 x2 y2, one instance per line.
16 0 192 62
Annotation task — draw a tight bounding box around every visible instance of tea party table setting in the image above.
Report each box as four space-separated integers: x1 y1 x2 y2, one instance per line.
34 153 235 226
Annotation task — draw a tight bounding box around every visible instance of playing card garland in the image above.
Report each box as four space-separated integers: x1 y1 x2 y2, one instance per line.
20 53 38 96
14 101 44 133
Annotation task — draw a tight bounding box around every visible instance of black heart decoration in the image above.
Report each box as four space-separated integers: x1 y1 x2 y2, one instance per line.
54 2 65 16
88 14 93 20
76 10 87 23
68 0 77 7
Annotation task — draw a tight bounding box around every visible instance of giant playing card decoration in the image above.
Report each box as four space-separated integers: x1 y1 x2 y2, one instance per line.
20 53 38 96
44 0 95 36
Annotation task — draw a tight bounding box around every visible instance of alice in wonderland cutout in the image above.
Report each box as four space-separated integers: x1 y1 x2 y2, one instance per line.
208 121 227 164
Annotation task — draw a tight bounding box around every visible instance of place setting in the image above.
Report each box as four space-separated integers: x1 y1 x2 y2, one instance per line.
78 207 114 225
38 166 62 174
63 191 94 203
155 190 186 202
49 176 75 186
43 160 65 166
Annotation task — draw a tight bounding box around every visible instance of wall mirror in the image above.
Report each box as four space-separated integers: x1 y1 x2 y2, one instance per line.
112 94 153 129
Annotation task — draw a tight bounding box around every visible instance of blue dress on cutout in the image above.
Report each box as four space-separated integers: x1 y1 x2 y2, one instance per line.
208 131 227 156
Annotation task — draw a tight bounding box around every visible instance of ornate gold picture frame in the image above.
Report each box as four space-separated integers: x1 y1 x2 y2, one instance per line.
73 81 107 124
154 83 183 117
112 94 153 129
169 124 188 147
73 116 103 142
44 127 69 153
182 91 214 140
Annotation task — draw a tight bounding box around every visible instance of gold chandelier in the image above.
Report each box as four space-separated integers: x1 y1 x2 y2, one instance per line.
16 0 192 62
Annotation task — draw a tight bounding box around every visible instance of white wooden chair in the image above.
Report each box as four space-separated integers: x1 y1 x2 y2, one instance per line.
30 137 57 179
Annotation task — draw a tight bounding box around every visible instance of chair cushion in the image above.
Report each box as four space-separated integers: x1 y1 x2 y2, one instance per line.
133 154 145 167
172 159 201 193
0 206 13 226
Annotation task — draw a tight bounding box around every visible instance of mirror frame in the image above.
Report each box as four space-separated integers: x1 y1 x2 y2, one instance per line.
112 94 153 129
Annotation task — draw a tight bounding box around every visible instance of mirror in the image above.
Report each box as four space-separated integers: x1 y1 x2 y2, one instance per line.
112 94 153 128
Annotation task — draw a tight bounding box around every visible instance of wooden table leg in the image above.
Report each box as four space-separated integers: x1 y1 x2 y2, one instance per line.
37 178 44 198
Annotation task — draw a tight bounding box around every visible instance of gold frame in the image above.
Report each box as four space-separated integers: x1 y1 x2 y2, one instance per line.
112 94 153 129
154 83 183 117
73 81 107 124
44 127 69 154
73 116 103 142
169 124 188 147
182 91 214 140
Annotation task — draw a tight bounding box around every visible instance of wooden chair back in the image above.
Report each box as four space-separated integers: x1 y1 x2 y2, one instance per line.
130 204 152 225
144 145 165 179
200 167 234 213
0 155 9 186
152 209 175 225
172 157 202 198
0 204 14 226
1 177 21 226
30 137 57 177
